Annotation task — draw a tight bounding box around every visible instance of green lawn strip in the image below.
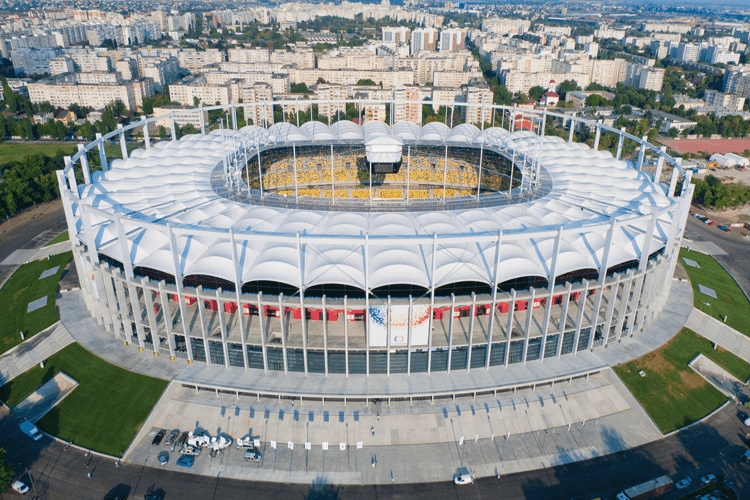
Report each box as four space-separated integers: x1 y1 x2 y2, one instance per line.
0 251 72 355
679 248 750 336
43 230 69 247
0 343 168 456
614 329 730 434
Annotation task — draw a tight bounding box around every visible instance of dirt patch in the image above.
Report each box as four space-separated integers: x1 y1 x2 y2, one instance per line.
677 369 705 391
0 199 63 235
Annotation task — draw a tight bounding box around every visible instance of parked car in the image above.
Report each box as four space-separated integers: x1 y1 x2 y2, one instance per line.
703 218 712 224
12 481 30 494
675 477 691 489
723 227 732 232
158 451 169 465
244 449 262 462
701 474 716 484
177 431 189 447
453 467 473 485
152 429 166 446
708 221 717 226
176 455 194 468
164 429 179 445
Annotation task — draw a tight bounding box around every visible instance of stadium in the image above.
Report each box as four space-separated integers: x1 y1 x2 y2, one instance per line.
57 99 692 392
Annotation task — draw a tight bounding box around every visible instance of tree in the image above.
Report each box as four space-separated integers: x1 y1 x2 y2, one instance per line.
157 125 168 139
0 448 13 491
193 96 201 107
528 86 545 102
667 127 679 138
557 80 581 98
356 79 376 86
181 123 197 136
77 122 97 141
586 94 604 107
101 106 117 132
291 82 309 94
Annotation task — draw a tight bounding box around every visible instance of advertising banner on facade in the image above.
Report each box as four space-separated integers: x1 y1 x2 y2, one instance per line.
368 304 431 347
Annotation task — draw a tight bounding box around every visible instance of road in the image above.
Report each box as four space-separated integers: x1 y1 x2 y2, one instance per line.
684 217 750 297
0 200 67 264
1 404 748 500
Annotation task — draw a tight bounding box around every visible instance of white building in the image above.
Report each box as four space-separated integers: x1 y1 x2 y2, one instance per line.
411 27 438 56
382 27 410 44
439 28 465 52
704 90 746 111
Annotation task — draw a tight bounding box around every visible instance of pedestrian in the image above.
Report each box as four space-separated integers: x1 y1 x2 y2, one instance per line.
371 426 374 436
377 412 380 421
87 472 91 479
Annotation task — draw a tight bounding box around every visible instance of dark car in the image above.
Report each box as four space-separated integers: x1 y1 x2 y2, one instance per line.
152 429 166 446
177 431 189 447
157 450 169 465
164 429 180 445
176 455 194 468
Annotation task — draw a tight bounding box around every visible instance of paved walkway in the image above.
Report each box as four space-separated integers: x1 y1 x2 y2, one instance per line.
685 308 750 363
123 370 662 484
0 322 75 388
0 240 71 289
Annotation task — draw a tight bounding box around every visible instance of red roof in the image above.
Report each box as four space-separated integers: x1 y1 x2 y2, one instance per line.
542 91 559 98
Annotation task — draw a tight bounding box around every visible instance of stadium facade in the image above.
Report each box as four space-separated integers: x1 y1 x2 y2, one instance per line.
58 100 693 385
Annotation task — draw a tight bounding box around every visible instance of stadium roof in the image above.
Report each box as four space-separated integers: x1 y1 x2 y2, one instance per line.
79 120 675 291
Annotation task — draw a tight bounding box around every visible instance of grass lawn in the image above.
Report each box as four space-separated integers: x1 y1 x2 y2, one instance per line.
0 141 137 167
0 142 77 165
44 230 69 247
680 248 750 336
0 343 168 456
614 328 731 434
0 252 72 355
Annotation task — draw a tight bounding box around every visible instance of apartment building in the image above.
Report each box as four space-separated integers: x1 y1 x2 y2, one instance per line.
439 28 465 52
411 27 438 56
462 85 493 125
28 77 152 110
382 27 410 44
704 89 745 111
178 49 225 71
313 84 348 119
393 86 422 124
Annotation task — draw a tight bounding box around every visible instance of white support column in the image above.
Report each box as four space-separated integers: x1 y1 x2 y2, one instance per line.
593 120 602 150
170 114 177 141
427 234 437 373
442 144 448 203
616 127 626 160
386 295 391 376
101 268 121 337
297 233 308 375
447 294 455 373
216 289 230 368
466 293 476 371
572 280 590 354
504 289 516 366
142 117 151 149
57 167 75 229
79 205 99 265
78 144 91 185
407 296 413 375
556 282 573 357
127 281 146 349
344 295 349 377
258 292 268 372
654 146 666 186
279 293 288 374
364 236 370 376
142 281 160 355
588 220 616 350
323 295 329 375
568 114 576 143
117 124 128 159
231 104 238 131
486 231 502 369
476 140 484 199
522 288 535 364
602 275 621 343
540 227 562 360
230 230 248 369
95 133 108 172
195 286 211 366
293 143 299 200
199 106 206 134
615 270 634 340
167 223 193 362
637 136 648 171
158 281 176 358
668 160 680 196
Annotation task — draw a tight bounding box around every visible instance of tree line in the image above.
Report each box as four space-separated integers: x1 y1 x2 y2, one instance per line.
692 174 750 211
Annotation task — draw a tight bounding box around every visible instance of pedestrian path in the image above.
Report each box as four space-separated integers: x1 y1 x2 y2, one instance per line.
0 322 75 386
685 308 750 363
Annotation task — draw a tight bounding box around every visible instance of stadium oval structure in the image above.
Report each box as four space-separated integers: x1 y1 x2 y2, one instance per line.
58 100 693 396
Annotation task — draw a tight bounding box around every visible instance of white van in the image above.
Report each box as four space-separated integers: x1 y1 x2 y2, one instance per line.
19 421 42 441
